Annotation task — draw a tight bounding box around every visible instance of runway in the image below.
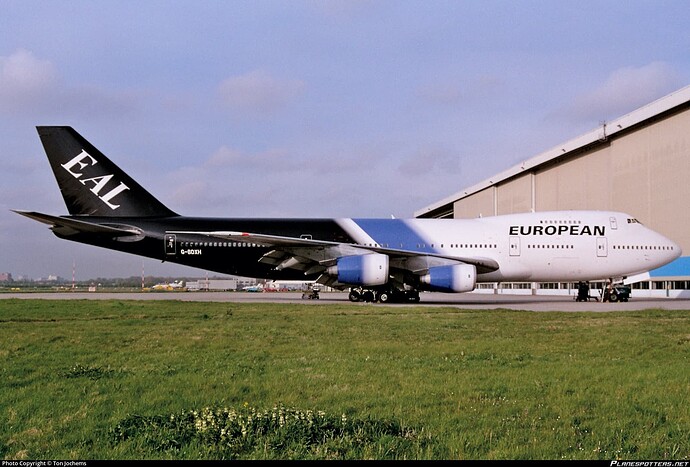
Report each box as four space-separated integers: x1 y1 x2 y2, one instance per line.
2 291 690 312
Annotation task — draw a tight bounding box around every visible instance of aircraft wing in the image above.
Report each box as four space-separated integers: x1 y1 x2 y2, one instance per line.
13 210 143 237
167 229 500 276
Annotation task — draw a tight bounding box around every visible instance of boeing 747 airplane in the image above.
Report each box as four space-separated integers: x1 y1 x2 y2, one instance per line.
14 127 681 302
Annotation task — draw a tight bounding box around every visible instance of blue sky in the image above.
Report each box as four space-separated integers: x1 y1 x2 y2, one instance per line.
1 0 689 280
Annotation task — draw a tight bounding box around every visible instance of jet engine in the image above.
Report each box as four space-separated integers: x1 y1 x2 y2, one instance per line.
326 253 389 286
419 264 476 293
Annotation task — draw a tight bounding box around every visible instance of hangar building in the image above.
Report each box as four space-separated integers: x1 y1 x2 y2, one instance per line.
415 85 690 298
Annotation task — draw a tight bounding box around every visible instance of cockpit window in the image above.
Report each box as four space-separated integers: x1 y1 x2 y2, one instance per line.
627 218 642 224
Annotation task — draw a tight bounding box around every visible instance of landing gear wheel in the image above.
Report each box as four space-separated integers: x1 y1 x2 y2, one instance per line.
348 290 361 302
362 290 375 302
378 291 390 303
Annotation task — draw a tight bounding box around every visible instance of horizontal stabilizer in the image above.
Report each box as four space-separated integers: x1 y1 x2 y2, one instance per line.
12 210 142 237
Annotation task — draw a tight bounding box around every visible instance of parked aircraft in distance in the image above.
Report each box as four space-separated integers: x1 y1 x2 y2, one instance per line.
242 284 264 293
151 280 185 291
14 127 682 303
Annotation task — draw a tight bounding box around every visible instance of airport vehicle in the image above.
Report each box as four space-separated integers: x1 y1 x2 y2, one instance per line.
602 284 632 302
14 127 682 303
609 285 631 302
301 284 320 300
574 281 597 302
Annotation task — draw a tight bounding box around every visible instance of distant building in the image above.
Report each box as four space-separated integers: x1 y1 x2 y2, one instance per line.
0 272 13 282
187 278 240 291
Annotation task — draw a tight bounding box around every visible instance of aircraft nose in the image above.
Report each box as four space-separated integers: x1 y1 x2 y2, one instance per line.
659 233 682 263
669 239 682 260
648 230 682 268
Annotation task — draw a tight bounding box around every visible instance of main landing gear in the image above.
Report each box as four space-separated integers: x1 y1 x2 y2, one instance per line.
348 287 420 303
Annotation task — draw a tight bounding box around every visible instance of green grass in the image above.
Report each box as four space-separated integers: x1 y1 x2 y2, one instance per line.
1 299 689 460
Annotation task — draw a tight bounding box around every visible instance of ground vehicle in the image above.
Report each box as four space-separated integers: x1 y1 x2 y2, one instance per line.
607 285 631 302
301 285 320 299
575 281 598 301
576 282 631 302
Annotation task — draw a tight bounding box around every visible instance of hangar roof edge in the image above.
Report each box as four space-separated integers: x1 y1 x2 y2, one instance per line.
414 84 690 218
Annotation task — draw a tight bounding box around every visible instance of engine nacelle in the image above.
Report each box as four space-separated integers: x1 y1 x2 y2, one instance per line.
419 264 476 293
326 253 389 286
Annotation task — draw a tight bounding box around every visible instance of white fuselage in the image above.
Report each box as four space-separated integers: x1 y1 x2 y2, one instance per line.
346 211 681 283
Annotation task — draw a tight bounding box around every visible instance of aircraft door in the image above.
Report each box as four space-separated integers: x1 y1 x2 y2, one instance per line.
596 237 608 257
165 234 177 256
609 216 618 230
509 236 520 256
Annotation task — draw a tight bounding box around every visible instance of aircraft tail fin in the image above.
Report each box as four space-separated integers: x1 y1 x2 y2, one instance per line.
37 126 178 217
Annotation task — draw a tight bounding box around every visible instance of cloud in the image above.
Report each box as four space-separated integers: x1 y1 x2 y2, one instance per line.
0 49 57 109
561 62 683 123
217 70 305 116
0 48 143 118
205 145 296 173
205 146 243 167
417 82 463 106
164 145 303 215
397 146 461 177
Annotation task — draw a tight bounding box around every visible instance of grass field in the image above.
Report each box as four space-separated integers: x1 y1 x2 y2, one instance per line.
1 299 689 460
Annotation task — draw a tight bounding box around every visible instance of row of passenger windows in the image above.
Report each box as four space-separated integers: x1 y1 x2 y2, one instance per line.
613 245 675 251
354 243 498 249
181 242 261 248
413 244 498 249
179 241 500 250
179 241 675 252
352 244 499 249
527 244 574 249
525 244 675 251
539 219 582 225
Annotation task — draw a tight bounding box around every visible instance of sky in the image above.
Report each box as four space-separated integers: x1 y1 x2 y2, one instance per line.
2 0 690 280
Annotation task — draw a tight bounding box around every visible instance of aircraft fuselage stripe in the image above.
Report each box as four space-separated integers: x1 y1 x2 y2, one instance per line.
352 219 433 252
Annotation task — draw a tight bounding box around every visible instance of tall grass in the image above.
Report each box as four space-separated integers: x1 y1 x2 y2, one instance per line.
1 299 688 459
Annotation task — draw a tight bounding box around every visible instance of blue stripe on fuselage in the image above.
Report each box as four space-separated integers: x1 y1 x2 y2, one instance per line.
352 219 435 253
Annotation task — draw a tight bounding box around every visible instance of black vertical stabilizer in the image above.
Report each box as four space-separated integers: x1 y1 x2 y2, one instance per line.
37 126 178 217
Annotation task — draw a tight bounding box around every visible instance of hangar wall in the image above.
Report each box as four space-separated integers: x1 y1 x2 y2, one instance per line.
453 187 493 218
497 173 533 215
534 148 610 212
